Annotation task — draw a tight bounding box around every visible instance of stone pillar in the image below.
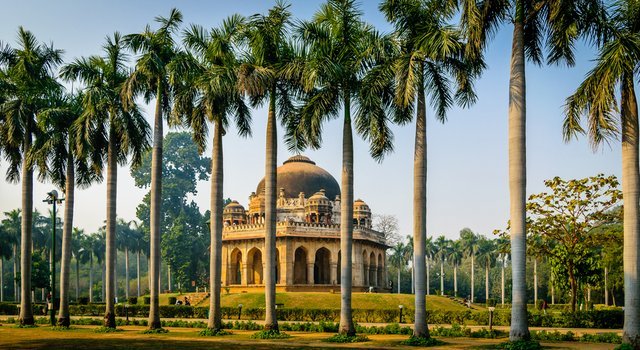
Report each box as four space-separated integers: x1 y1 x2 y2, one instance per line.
383 254 388 289
307 263 315 285
364 264 369 286
330 262 338 285
241 263 248 285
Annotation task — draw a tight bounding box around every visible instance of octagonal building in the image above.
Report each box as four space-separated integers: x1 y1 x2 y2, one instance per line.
221 155 390 292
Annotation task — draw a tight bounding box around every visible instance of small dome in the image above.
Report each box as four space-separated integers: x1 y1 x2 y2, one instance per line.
256 155 340 199
309 189 329 201
224 200 245 212
354 199 370 211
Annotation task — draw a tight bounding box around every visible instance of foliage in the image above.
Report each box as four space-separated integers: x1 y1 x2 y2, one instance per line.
325 334 369 343
31 250 50 290
140 328 169 334
496 340 542 350
199 328 232 336
250 330 291 339
400 336 444 347
93 326 124 333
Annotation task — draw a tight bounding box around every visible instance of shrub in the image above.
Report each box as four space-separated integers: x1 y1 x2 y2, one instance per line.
531 330 575 342
325 334 369 343
140 328 169 334
128 297 138 305
250 330 291 339
0 303 19 315
497 340 542 350
167 297 177 305
400 336 445 346
94 327 123 333
614 344 635 350
199 328 232 336
580 332 622 344
487 299 497 307
77 297 89 305
143 296 150 304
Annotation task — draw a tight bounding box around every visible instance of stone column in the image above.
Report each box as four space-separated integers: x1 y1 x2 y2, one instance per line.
364 264 369 286
383 254 389 289
330 262 338 285
307 263 315 285
241 263 248 285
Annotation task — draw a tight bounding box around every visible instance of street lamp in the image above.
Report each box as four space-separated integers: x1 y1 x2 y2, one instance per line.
43 190 64 326
488 306 496 330
398 304 404 323
238 303 243 320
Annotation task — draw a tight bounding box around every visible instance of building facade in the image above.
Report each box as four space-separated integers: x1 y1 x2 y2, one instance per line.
221 155 390 292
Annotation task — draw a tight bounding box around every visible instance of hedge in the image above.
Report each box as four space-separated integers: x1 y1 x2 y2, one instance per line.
0 302 624 328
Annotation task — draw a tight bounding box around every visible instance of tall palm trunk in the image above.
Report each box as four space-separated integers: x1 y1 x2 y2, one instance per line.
137 250 141 298
485 264 489 302
58 151 75 327
208 118 224 331
426 256 430 296
124 247 130 300
76 258 80 301
89 253 93 303
397 267 401 294
453 262 458 297
471 254 475 302
104 123 117 328
339 93 355 336
604 267 608 306
440 259 444 295
412 66 429 338
19 125 34 326
13 244 19 302
264 90 278 331
533 258 537 306
621 74 640 347
167 265 171 292
501 258 505 306
148 88 163 330
551 273 555 305
508 3 530 340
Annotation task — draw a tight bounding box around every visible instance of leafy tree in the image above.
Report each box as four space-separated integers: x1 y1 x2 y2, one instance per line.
477 237 496 302
447 240 464 297
31 251 50 292
2 210 21 301
434 236 449 295
0 222 16 302
527 174 621 312
389 242 409 294
0 27 63 326
460 228 479 302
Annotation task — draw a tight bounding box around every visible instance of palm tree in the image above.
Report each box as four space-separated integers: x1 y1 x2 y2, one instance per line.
122 9 182 330
389 242 407 294
0 223 16 302
564 1 639 345
127 221 145 298
116 218 135 301
174 15 251 332
87 231 105 303
425 236 436 296
237 1 302 333
293 0 399 335
495 235 510 306
460 0 605 340
72 228 91 301
380 0 479 338
447 240 464 297
2 210 21 302
434 236 449 295
477 237 495 302
31 90 99 327
61 33 150 328
0 28 63 325
460 228 478 302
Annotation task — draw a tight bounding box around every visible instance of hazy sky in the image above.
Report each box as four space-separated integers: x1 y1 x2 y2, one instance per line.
0 1 621 241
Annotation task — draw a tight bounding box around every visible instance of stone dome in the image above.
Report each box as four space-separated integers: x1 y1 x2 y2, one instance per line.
256 155 340 200
224 200 245 212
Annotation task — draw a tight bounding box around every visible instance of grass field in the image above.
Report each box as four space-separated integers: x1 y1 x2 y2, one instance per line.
0 325 617 350
158 292 477 311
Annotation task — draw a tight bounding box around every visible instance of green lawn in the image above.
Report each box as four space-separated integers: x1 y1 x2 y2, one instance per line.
0 325 617 350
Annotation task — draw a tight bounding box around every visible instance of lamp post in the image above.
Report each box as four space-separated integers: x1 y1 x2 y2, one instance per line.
398 304 404 323
488 306 496 330
43 190 64 326
238 303 243 320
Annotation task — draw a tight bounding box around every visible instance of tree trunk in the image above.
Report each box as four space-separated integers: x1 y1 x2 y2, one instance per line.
485 264 489 302
101 263 105 302
264 88 278 332
471 254 475 303
621 74 640 348
501 260 505 306
454 262 458 297
551 273 555 305
19 122 34 326
58 150 74 327
137 251 141 298
439 260 444 295
76 258 80 302
89 254 93 303
104 121 117 328
604 267 608 306
397 267 401 294
167 264 171 292
125 247 129 300
534 258 537 306
426 256 430 296
339 92 355 336
569 264 577 312
148 88 163 330
13 244 18 302
508 2 530 340
208 118 224 331
412 65 429 338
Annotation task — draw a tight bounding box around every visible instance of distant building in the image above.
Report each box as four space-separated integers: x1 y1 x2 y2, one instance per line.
222 155 389 292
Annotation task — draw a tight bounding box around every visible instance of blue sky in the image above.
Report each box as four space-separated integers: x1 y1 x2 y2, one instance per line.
0 1 620 241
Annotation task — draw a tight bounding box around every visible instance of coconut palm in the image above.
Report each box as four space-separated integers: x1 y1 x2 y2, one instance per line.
116 218 135 301
477 237 495 302
237 1 302 332
122 9 182 330
61 33 150 328
87 231 105 303
292 0 400 335
127 221 145 298
72 228 91 301
0 27 63 325
30 90 100 327
434 236 449 295
447 240 464 297
2 210 21 301
389 242 408 294
174 15 251 332
564 1 639 345
380 0 479 338
460 228 478 302
459 0 605 340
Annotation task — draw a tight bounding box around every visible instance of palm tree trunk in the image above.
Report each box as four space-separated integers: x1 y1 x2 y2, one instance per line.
440 260 444 295
454 262 458 297
58 150 75 327
89 253 93 303
426 256 429 296
125 247 130 300
104 123 117 328
551 273 555 305
264 89 278 332
604 267 608 306
339 92 356 336
471 254 475 303
621 73 640 348
501 259 505 307
148 88 164 330
533 258 538 306
508 3 530 340
167 265 171 292
101 263 105 302
397 267 401 294
208 118 224 331
137 250 141 298
19 125 34 326
485 265 489 302
13 244 18 302
412 65 429 338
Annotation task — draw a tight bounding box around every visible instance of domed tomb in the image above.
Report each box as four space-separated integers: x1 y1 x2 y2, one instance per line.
256 155 340 200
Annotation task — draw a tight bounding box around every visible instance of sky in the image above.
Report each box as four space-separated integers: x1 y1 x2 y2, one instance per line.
0 1 621 241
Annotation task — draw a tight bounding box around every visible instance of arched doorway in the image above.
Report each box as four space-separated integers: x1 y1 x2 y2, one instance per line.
314 248 331 284
247 248 263 284
294 247 308 284
377 253 384 287
229 248 242 285
362 250 368 286
369 252 376 287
